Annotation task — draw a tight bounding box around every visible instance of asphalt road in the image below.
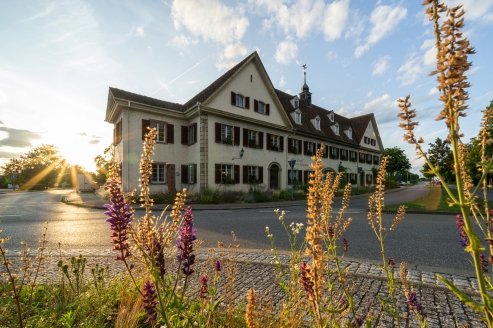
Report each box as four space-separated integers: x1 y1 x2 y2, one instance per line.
0 187 476 277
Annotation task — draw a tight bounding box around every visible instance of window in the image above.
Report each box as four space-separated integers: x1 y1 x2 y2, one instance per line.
290 138 299 154
151 122 166 142
236 94 244 107
258 101 265 114
359 152 366 163
349 173 357 184
295 112 301 124
248 130 258 148
248 166 257 183
340 149 348 161
189 126 195 145
294 100 299 107
222 125 233 145
371 139 376 146
152 164 166 183
270 135 279 150
334 124 339 135
221 165 233 184
330 147 339 159
329 113 334 122
347 129 352 139
181 164 197 184
114 118 122 144
306 142 313 155
373 155 380 165
315 118 321 130
366 174 373 185
366 154 372 163
349 151 357 162
189 164 195 184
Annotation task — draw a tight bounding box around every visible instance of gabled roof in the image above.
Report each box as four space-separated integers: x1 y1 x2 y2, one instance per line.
275 89 360 146
109 87 186 112
349 114 373 144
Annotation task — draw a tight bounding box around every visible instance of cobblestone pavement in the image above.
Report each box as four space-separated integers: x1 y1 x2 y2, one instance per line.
1 249 488 327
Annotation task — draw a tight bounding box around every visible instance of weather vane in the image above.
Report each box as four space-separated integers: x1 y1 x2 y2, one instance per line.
302 64 307 72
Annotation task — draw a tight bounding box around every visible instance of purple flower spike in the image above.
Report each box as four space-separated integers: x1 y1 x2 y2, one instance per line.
104 178 133 261
388 257 395 269
155 242 166 279
199 275 209 299
342 238 348 252
455 214 469 247
300 262 314 299
327 226 334 238
214 260 221 272
142 280 158 323
177 206 197 276
348 316 364 327
407 291 426 318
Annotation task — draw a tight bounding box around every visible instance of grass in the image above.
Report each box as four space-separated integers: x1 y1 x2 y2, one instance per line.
383 185 444 212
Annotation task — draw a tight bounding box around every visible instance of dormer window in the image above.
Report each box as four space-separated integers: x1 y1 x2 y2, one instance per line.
295 111 301 124
315 118 321 130
329 112 334 122
294 100 299 107
347 128 352 139
334 124 339 135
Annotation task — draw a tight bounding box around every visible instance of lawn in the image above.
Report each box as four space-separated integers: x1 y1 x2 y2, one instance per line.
383 185 458 212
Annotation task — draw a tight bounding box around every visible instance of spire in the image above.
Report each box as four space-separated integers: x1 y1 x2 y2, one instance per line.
300 64 312 106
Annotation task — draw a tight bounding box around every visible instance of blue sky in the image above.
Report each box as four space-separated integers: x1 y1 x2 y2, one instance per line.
0 0 492 174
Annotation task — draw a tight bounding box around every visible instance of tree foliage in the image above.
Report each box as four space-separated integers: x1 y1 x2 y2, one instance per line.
421 137 454 181
93 144 114 183
1 144 66 188
382 147 411 177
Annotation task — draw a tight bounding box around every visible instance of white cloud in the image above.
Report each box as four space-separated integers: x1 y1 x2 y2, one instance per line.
345 12 365 40
216 60 238 71
428 87 439 96
168 35 198 47
483 12 493 23
421 39 436 67
285 89 292 95
171 0 249 44
372 56 390 76
252 0 348 41
448 0 493 20
19 3 56 23
0 88 8 105
137 26 145 37
275 40 298 65
224 42 248 59
322 0 350 41
354 5 407 58
279 75 286 87
397 55 424 86
327 51 337 61
367 91 373 97
363 94 390 111
147 46 153 52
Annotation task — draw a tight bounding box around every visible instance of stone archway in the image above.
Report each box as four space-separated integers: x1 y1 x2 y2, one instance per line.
268 162 281 190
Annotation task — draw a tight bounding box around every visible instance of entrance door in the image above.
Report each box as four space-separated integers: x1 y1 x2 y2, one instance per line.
269 164 279 189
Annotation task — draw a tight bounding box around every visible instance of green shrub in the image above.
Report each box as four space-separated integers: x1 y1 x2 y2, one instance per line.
19 184 46 191
271 189 281 200
279 189 291 201
197 188 221 204
293 190 306 200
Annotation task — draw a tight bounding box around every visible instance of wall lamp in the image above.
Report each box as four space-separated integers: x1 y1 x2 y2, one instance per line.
232 148 245 160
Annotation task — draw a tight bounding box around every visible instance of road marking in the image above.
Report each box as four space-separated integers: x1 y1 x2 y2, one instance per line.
24 205 36 206
345 211 360 214
259 210 291 213
203 210 232 213
5 206 17 207
0 215 21 217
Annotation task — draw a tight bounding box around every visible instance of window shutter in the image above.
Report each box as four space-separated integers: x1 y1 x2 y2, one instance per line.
234 126 240 146
304 141 308 155
279 136 284 151
254 99 258 112
231 91 236 105
193 123 197 144
167 124 174 144
142 119 150 140
258 166 263 183
324 147 329 158
181 126 189 145
243 128 248 147
215 164 221 184
215 122 221 143
234 165 240 184
243 165 248 184
266 104 270 115
193 164 197 184
329 146 333 158
245 97 250 109
181 165 188 183
259 132 264 149
298 140 302 153
287 138 292 153
298 170 302 183
336 148 340 159
266 133 271 150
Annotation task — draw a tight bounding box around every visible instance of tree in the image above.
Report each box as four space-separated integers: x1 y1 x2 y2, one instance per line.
1 144 66 189
93 144 114 183
421 137 454 182
383 147 411 178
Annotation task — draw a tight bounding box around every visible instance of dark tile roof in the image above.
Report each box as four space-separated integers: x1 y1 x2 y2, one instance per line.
183 51 257 108
275 89 367 146
349 114 373 144
109 87 187 112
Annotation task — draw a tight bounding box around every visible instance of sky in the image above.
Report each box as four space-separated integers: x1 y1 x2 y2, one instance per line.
0 0 492 174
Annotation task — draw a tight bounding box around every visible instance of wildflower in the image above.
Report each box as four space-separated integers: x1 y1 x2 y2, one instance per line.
349 316 364 327
480 254 488 274
199 275 209 299
388 257 395 269
327 226 334 238
456 214 469 247
177 206 197 276
154 241 166 279
142 280 158 323
338 298 347 310
342 238 348 252
299 262 314 300
214 260 221 272
407 291 426 318
104 178 133 261
246 289 258 328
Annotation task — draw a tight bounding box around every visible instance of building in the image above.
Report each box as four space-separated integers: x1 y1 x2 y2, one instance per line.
104 51 383 194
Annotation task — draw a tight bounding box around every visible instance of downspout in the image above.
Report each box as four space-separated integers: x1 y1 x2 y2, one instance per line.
197 102 205 189
285 129 297 189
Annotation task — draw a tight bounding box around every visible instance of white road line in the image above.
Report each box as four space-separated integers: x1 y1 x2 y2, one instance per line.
203 210 232 213
5 206 17 207
0 215 21 217
345 211 360 214
259 210 291 213
24 205 36 206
